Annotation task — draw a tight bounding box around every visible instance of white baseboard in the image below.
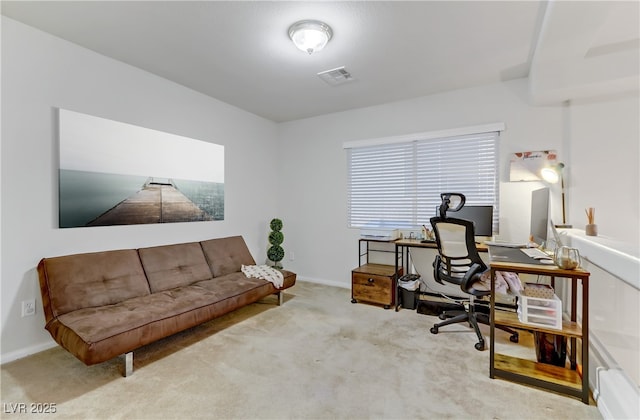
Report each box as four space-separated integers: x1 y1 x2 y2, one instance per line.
1 341 56 365
596 368 640 420
590 332 640 419
297 277 350 290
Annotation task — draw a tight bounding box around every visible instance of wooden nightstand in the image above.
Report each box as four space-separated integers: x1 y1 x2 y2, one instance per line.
351 263 402 309
351 238 403 309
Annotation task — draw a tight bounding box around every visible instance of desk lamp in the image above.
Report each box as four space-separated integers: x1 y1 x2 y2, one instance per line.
541 162 572 228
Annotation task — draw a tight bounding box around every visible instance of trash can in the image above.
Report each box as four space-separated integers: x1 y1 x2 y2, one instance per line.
534 332 567 367
398 275 420 310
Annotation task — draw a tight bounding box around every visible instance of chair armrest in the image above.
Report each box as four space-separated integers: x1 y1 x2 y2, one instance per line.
432 255 444 284
460 263 485 292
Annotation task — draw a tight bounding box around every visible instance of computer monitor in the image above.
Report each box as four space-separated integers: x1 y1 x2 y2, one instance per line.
530 188 550 246
447 205 494 237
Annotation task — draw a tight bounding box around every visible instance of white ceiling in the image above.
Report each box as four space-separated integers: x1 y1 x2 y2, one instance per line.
2 1 638 122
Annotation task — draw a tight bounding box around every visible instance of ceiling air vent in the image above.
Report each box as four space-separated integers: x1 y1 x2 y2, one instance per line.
317 66 354 86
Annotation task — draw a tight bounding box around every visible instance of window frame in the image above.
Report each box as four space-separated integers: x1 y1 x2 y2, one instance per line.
345 124 503 232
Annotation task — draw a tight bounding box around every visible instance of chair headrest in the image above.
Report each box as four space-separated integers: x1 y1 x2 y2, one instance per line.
438 193 466 219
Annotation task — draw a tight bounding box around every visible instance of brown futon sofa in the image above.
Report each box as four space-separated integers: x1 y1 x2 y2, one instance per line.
37 235 296 376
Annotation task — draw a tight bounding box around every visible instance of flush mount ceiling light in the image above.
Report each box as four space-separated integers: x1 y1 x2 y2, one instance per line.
288 20 333 55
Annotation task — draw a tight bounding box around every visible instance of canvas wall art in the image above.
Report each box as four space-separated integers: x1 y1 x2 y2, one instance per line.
59 109 224 228
509 150 557 181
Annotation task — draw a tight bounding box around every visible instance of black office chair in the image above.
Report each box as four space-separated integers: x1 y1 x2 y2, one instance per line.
429 193 518 350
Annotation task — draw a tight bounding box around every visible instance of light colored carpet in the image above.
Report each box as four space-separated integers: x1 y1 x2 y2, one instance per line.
1 281 601 419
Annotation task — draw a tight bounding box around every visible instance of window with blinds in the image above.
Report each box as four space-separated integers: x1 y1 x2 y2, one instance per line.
347 131 500 232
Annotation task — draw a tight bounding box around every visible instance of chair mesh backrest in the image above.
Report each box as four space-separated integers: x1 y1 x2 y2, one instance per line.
436 221 470 260
430 216 486 282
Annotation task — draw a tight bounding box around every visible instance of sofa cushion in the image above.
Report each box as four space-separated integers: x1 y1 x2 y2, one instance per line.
38 250 150 317
138 242 213 293
56 286 217 344
52 276 276 365
200 236 256 277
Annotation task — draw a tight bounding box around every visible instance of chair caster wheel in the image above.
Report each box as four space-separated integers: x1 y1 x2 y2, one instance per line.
510 333 519 343
430 326 438 334
438 313 447 320
475 341 485 351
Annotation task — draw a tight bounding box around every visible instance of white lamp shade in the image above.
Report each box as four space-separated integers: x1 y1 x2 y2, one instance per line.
541 167 560 183
289 20 333 54
541 162 565 184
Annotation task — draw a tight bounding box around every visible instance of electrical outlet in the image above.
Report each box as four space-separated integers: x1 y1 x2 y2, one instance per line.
22 299 35 317
289 251 295 261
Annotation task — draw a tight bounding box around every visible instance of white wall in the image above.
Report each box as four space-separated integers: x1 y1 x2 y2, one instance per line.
0 17 280 362
277 79 569 286
568 94 639 246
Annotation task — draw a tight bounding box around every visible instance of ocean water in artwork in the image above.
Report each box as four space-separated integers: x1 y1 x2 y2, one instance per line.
173 178 224 220
59 170 224 228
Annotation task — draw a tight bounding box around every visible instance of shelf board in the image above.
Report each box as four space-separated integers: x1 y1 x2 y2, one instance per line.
490 261 590 278
494 310 582 338
494 353 582 390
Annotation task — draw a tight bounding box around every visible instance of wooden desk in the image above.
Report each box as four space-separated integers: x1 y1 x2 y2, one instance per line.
394 239 488 279
394 239 487 276
488 246 590 404
395 238 489 252
394 238 437 248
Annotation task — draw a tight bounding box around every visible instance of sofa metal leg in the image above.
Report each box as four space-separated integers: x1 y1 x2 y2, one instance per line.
277 291 284 306
124 352 133 377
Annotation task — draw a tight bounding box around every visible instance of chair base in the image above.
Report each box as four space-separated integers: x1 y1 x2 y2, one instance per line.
430 307 519 351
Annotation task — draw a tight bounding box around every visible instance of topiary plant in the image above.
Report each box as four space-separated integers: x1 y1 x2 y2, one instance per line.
270 218 283 232
269 230 284 246
267 218 285 268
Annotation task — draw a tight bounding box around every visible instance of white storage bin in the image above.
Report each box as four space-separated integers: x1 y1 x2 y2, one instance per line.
360 228 400 240
517 293 562 330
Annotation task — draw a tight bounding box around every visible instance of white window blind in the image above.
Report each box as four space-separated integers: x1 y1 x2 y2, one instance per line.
347 131 500 231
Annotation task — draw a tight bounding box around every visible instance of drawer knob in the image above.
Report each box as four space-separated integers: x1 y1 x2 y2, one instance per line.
368 278 374 283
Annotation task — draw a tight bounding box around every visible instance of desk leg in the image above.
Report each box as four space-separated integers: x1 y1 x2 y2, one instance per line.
581 277 589 404
395 244 400 311
394 244 406 312
569 278 578 370
404 246 410 275
489 267 496 378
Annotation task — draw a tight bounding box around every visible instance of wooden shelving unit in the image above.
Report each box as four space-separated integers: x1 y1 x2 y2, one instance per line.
489 256 591 404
